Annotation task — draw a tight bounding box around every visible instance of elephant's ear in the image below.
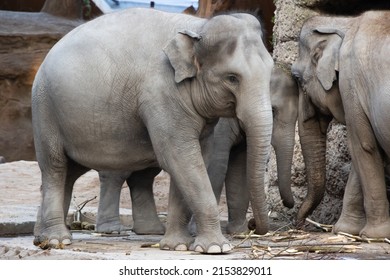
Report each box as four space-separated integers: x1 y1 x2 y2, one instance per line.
163 30 201 83
313 30 343 91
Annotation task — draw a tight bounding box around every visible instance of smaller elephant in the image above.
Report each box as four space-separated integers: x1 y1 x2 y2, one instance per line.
208 64 299 234
96 168 165 235
292 11 390 239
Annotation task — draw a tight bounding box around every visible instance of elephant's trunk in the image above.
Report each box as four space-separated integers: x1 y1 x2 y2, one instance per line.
272 122 296 208
236 87 273 235
296 92 331 225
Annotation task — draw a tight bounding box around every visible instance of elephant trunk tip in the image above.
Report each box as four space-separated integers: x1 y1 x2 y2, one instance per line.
247 218 269 235
282 197 295 209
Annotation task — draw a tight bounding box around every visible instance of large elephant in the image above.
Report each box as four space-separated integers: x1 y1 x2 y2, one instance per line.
208 65 298 234
31 8 274 253
291 11 390 238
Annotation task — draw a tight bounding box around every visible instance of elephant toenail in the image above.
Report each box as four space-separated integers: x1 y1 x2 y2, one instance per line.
207 245 222 254
222 244 233 252
175 244 188 251
62 238 72 245
49 239 60 246
194 245 205 253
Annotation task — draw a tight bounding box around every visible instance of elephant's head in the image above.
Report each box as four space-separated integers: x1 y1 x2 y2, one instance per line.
164 13 274 234
291 16 350 223
270 65 299 208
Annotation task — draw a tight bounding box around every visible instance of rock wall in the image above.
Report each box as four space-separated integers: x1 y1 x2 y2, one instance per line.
0 9 82 162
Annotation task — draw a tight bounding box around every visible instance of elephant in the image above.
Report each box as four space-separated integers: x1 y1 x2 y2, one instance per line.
31 8 274 253
291 11 390 239
208 65 299 234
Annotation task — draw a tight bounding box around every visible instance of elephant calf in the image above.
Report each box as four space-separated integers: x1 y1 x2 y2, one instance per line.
32 8 274 253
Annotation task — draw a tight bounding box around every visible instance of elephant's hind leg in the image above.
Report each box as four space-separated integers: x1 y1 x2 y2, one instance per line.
34 159 72 248
128 168 165 235
333 164 366 235
96 171 130 233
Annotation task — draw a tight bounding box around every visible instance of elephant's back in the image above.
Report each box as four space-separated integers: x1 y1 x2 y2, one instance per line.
35 8 204 100
49 8 204 59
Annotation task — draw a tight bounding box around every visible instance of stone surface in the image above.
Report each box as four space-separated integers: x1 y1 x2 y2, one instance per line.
0 11 82 162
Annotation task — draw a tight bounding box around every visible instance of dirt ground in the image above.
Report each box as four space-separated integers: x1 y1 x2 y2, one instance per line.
0 161 389 260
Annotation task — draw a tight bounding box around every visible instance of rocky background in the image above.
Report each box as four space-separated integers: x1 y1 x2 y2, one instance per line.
1 0 389 229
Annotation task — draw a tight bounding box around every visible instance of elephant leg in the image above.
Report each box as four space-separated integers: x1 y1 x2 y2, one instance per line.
63 161 90 218
333 163 366 235
34 162 89 244
147 113 231 253
345 106 390 238
188 120 225 236
157 144 230 253
34 160 73 247
225 143 249 234
96 171 130 233
127 167 165 235
160 180 194 251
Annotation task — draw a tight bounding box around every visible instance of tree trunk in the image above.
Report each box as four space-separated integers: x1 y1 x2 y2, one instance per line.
41 0 83 19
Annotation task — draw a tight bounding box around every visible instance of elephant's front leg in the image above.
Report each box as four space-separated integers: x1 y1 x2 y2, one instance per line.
333 163 366 235
160 179 195 251
345 108 390 238
157 140 232 253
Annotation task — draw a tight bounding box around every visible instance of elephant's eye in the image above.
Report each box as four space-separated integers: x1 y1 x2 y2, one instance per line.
227 74 239 85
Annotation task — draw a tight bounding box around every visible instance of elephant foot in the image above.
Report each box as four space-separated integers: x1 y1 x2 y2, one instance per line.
226 220 248 234
95 220 131 233
159 231 194 251
190 233 233 254
133 220 166 235
333 213 366 236
33 224 72 249
360 218 390 239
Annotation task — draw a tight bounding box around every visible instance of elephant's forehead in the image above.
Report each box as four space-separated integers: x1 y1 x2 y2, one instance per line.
200 31 261 58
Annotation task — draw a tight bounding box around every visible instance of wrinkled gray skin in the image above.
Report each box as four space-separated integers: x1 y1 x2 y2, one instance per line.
291 11 390 238
96 168 165 235
208 66 298 234
31 8 274 253
97 66 298 236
